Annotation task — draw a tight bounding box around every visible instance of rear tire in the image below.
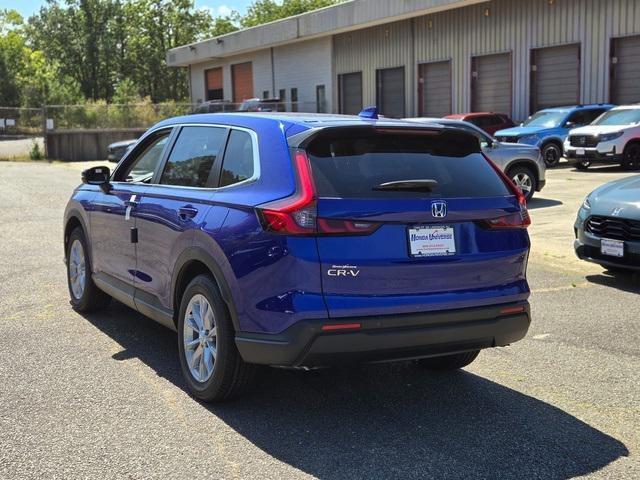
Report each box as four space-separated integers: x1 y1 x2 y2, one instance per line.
177 274 256 402
575 159 591 170
66 227 111 312
507 165 537 201
542 142 562 168
415 350 480 371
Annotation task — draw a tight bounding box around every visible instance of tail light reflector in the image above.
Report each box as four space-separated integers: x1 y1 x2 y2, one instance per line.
321 323 362 331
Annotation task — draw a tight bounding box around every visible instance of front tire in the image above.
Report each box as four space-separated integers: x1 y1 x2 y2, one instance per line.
66 227 111 312
542 142 562 168
415 350 480 371
177 274 256 402
622 143 640 170
507 165 537 201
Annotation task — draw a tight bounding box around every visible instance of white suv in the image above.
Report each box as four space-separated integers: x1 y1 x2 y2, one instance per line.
564 105 640 170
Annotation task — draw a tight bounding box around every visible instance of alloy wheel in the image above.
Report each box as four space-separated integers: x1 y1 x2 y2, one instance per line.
183 294 217 383
512 172 533 198
543 144 561 167
68 239 86 300
624 145 640 170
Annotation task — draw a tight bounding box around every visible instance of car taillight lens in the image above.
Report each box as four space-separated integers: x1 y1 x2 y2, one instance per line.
481 153 531 229
257 150 379 236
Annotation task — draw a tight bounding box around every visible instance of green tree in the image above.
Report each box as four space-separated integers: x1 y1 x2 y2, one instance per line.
241 0 342 28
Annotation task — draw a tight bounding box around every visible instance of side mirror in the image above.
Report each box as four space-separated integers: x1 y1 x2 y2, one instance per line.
519 122 524 127
82 166 112 193
565 121 576 129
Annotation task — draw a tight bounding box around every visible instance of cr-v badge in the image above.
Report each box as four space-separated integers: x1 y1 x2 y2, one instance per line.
327 265 360 277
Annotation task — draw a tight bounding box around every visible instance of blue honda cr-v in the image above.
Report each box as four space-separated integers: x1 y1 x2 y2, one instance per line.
64 112 532 401
495 104 614 167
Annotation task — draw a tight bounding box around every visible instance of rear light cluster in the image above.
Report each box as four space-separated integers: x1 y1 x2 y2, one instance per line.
481 153 531 230
257 151 379 236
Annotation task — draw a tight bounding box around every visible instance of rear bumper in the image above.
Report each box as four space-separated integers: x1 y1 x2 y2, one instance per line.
235 301 531 367
536 179 546 191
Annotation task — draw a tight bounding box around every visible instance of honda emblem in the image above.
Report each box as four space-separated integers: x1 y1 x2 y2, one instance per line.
431 201 447 218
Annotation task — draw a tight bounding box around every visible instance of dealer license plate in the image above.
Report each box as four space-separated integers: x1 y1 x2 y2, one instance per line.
601 238 624 257
408 225 456 257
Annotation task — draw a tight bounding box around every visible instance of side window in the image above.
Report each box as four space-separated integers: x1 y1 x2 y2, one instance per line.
119 132 170 183
567 109 602 127
159 126 227 187
219 130 255 187
584 109 606 124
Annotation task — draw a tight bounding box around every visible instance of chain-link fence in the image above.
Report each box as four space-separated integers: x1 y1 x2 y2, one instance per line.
0 107 43 136
0 100 324 160
43 100 322 131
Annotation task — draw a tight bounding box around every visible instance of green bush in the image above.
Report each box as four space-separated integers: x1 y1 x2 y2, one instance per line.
29 140 44 160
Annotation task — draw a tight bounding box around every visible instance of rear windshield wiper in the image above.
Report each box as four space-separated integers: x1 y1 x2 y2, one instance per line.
372 179 438 192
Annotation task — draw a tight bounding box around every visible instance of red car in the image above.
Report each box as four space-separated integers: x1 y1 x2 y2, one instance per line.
444 112 515 136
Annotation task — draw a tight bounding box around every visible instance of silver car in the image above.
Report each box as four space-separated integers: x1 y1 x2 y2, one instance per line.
574 175 640 272
408 118 546 200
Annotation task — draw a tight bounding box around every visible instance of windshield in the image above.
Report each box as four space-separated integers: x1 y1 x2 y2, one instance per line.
593 109 640 126
523 111 567 128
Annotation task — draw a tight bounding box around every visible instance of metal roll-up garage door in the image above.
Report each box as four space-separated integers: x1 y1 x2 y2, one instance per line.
418 61 451 117
205 67 223 101
232 62 253 103
611 36 640 104
376 67 405 118
338 72 363 115
471 53 511 114
531 44 580 112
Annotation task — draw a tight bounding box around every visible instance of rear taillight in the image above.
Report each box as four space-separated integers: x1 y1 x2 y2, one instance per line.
481 153 531 229
257 150 379 236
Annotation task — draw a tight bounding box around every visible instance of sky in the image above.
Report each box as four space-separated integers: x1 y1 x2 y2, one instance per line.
1 0 252 20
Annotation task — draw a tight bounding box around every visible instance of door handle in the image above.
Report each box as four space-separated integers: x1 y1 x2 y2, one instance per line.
178 205 198 220
124 194 139 208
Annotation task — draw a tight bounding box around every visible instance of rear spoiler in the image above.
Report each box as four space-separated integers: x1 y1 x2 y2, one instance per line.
287 124 482 156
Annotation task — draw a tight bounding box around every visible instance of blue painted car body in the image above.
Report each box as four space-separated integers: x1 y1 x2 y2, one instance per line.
495 104 615 148
65 112 532 368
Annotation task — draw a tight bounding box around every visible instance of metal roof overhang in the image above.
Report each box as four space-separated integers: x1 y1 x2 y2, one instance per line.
167 0 489 67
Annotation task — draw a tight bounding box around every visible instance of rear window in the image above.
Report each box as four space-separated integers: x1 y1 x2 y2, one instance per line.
305 128 510 199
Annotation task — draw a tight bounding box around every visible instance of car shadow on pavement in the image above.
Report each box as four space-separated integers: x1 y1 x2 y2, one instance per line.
585 271 640 294
82 302 629 480
527 197 563 209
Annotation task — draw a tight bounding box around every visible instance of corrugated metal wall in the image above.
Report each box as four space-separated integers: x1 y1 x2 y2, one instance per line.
333 20 415 117
334 0 640 120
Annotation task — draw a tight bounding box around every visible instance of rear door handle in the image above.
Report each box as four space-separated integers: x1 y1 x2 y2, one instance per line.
178 205 198 220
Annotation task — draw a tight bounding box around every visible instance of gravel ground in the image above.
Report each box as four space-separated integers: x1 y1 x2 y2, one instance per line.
0 161 638 479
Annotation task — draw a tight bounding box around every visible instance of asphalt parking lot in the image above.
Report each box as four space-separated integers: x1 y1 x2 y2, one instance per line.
0 160 638 479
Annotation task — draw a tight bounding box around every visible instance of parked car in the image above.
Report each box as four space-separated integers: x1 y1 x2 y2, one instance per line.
574 175 640 272
107 139 137 162
409 118 545 201
237 97 284 112
564 105 640 170
495 104 615 167
64 112 532 401
443 112 515 136
192 100 235 114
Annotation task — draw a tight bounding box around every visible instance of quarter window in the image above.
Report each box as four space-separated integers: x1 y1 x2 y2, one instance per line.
159 126 227 187
219 130 254 187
